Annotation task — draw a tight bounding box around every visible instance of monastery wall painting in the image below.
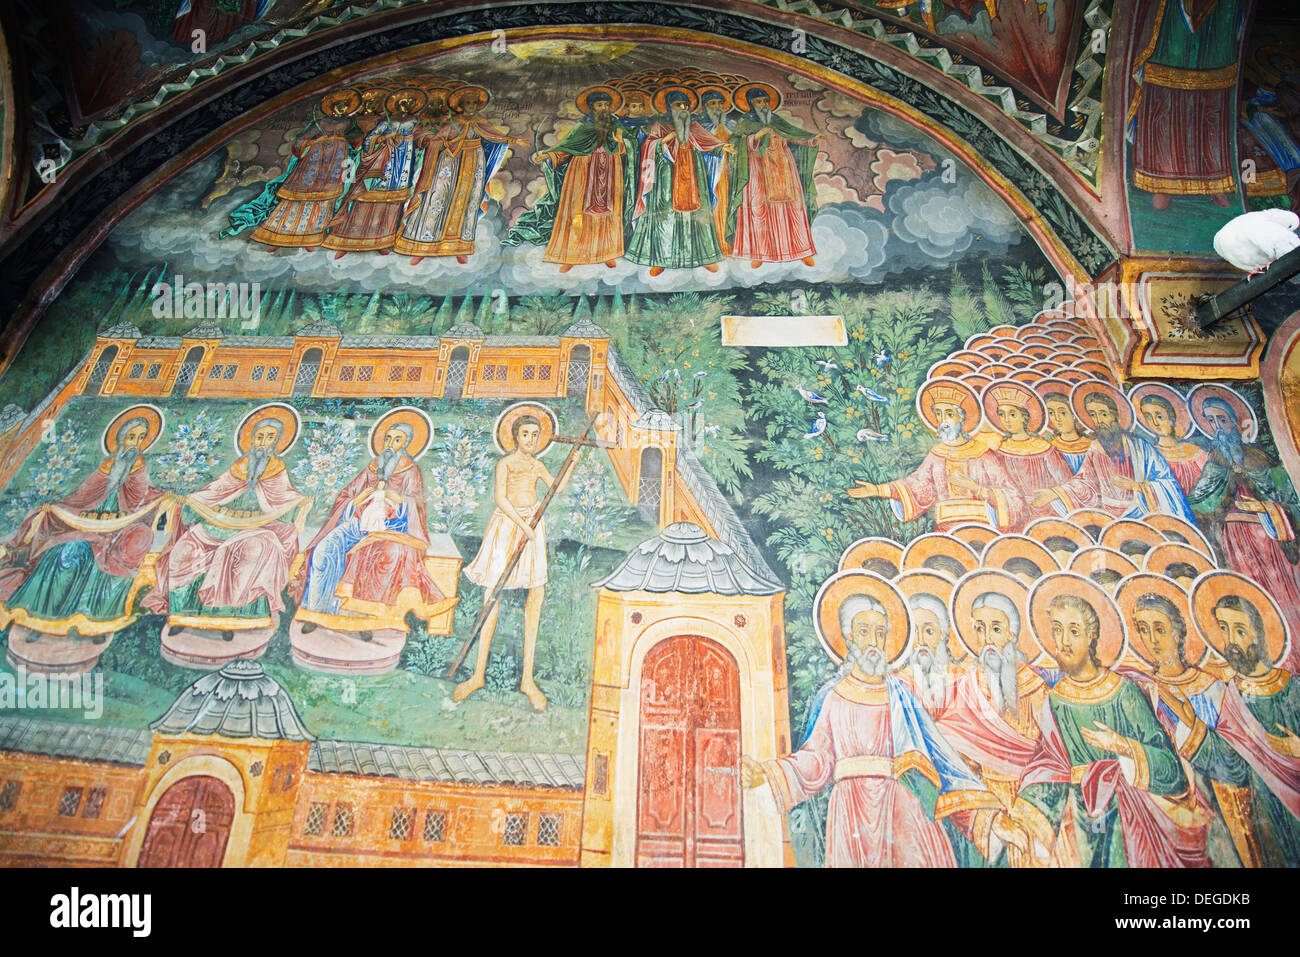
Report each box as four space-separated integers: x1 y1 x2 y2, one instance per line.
0 22 1298 871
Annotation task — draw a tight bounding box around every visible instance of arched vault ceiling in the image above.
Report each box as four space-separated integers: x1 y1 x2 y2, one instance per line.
0 0 1116 349
14 0 1107 186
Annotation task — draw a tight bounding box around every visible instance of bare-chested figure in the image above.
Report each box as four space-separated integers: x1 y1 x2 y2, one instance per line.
455 414 570 711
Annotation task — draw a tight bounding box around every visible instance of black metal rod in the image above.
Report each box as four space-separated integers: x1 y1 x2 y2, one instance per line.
1193 244 1300 334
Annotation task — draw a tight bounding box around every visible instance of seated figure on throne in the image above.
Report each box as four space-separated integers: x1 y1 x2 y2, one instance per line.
0 407 168 643
144 404 311 644
291 406 452 640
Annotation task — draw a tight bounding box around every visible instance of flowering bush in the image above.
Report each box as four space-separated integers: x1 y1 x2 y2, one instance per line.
291 419 365 516
562 454 629 549
153 408 227 493
0 417 90 525
425 422 492 536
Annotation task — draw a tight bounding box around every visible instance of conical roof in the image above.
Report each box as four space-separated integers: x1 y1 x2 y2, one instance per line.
151 660 314 741
594 522 782 596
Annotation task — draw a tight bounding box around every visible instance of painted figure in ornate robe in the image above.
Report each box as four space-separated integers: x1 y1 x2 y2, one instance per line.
1041 387 1091 473
1011 593 1207 867
527 91 638 271
725 85 819 268
897 593 962 717
743 593 1025 867
1123 591 1300 866
238 116 354 249
144 417 309 638
625 90 732 276
849 379 1023 533
323 102 418 257
938 592 1053 854
0 415 166 639
1136 392 1208 497
1034 390 1194 522
293 420 447 637
984 381 1074 529
1189 399 1300 669
1130 0 1243 209
695 88 734 253
393 87 525 264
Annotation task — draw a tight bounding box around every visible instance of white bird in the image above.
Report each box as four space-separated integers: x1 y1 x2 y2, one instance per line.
854 384 890 403
856 428 888 442
796 385 829 404
1213 209 1300 276
704 423 721 437
804 412 827 439
815 358 839 371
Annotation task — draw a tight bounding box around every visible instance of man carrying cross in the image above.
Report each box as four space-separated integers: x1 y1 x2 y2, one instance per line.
454 404 574 711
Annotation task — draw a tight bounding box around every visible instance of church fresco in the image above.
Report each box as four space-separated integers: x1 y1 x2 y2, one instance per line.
0 20 1297 872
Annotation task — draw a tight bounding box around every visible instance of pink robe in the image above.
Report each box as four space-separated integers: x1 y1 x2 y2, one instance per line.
766 687 979 867
938 667 1045 782
885 439 1024 532
0 461 161 598
1161 442 1208 498
994 438 1076 529
730 129 815 262
1220 515 1300 673
144 459 302 616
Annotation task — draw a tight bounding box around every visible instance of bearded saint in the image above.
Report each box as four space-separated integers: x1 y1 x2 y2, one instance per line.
1033 390 1194 523
1136 393 1208 498
625 91 731 276
1121 591 1300 867
0 415 165 638
506 91 638 271
746 593 1025 867
724 88 819 267
292 420 447 637
1189 397 1300 670
144 417 308 638
849 381 1023 533
897 593 961 717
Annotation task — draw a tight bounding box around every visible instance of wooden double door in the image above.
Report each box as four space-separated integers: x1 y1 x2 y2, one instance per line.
636 635 744 867
138 775 235 867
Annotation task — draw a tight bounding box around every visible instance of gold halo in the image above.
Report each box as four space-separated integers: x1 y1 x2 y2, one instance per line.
652 85 699 114
359 87 392 114
950 522 998 557
494 402 559 456
1072 379 1133 433
917 376 981 435
1099 519 1167 563
1035 377 1077 410
901 533 978 580
1068 546 1140 591
1190 570 1290 668
982 534 1061 582
981 379 1046 436
1066 509 1114 542
1072 359 1116 383
813 570 911 666
949 568 1038 662
732 81 781 112
1028 572 1127 668
1010 369 1042 386
1054 368 1095 385
449 85 490 113
385 88 427 116
927 359 976 379
838 536 904 576
1116 573 1204 668
895 569 964 661
1037 327 1076 344
576 84 623 115
1187 383 1259 443
987 324 1019 338
1025 518 1092 558
950 349 989 368
1143 514 1215 562
321 89 362 117
962 372 992 394
235 403 300 455
981 344 1015 363
369 406 434 460
1144 542 1215 582
102 405 164 455
965 333 997 351
1002 354 1035 369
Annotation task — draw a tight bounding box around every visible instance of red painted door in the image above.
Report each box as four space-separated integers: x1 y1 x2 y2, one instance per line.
636 635 743 867
138 775 235 867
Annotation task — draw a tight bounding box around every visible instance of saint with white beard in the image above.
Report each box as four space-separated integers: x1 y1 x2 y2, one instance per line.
848 377 1024 533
